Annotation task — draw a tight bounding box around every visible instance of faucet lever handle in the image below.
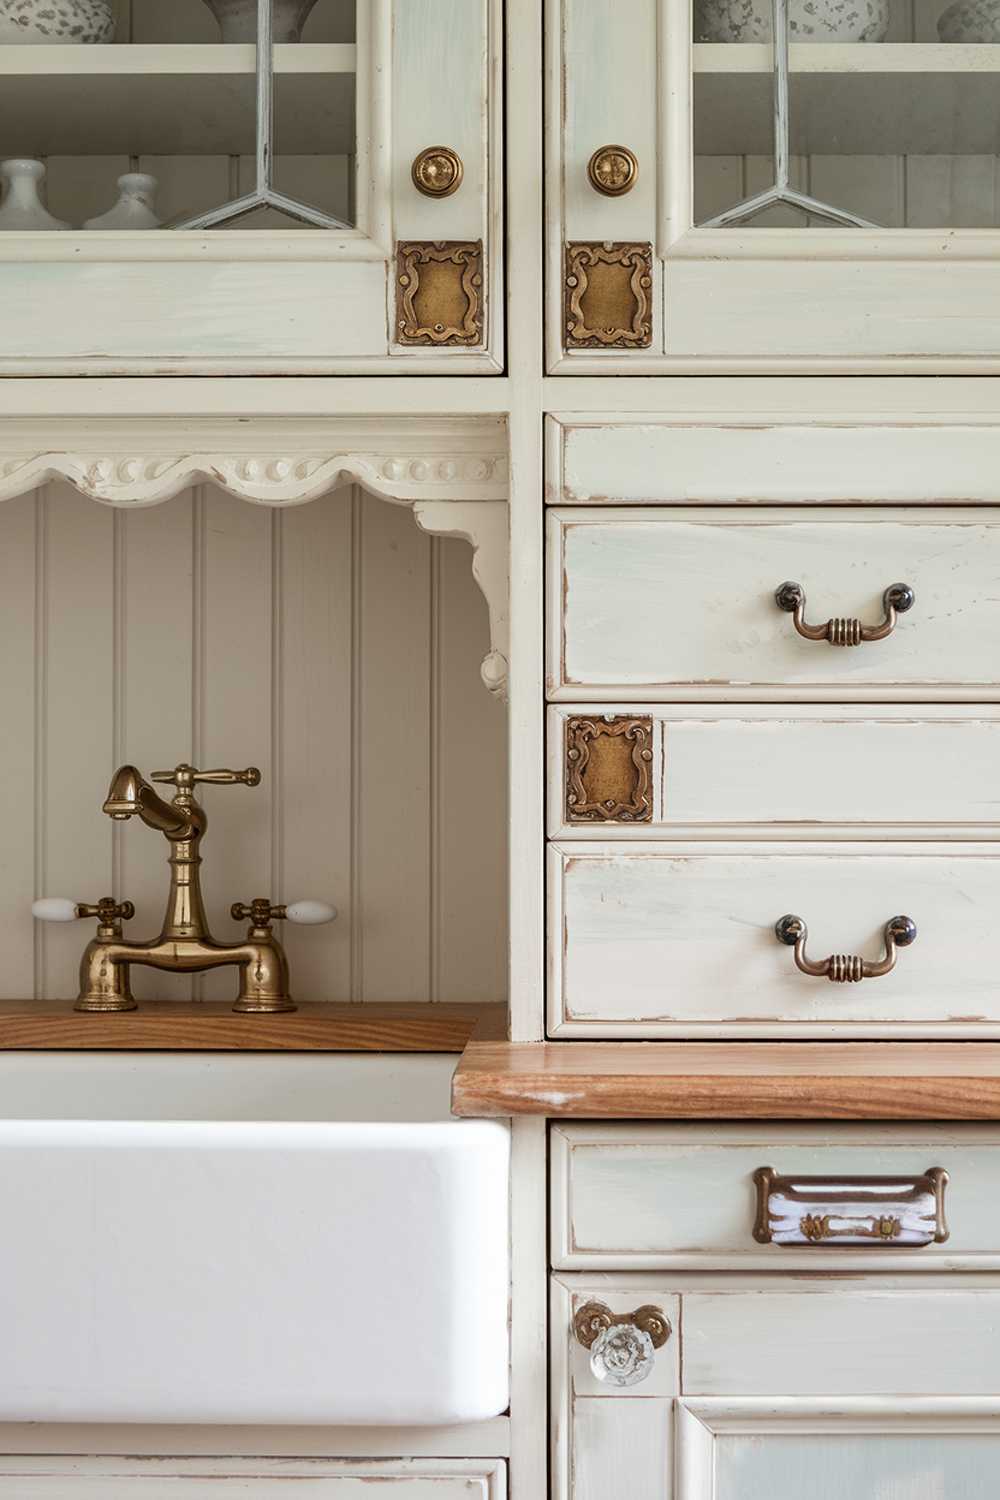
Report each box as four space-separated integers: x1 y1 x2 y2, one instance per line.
152 764 262 790
232 898 337 929
33 896 135 925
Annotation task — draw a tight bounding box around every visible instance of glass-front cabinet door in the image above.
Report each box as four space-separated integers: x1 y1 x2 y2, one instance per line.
0 0 501 371
548 0 1000 368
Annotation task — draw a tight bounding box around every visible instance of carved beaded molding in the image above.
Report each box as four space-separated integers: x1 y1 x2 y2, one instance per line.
0 421 510 699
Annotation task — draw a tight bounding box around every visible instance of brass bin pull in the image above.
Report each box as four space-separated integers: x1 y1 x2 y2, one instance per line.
775 913 916 983
753 1166 949 1247
573 1300 671 1388
775 580 915 646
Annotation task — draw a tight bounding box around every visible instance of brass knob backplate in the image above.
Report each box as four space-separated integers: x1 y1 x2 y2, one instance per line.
587 145 639 196
411 146 464 198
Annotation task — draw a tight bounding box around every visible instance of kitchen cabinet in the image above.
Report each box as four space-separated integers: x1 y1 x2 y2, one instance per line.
547 0 1000 369
0 0 502 372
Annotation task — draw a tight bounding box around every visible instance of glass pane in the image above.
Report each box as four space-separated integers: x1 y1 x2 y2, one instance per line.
716 1431 1000 1500
0 0 357 231
693 0 1000 228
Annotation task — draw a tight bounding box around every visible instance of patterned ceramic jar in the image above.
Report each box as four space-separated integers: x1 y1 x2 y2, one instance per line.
695 0 889 41
0 0 115 43
937 0 1000 39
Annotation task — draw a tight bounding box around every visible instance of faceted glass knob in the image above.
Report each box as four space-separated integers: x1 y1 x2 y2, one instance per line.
588 1323 656 1387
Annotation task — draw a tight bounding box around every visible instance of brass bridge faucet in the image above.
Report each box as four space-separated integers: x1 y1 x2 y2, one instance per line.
33 763 335 1014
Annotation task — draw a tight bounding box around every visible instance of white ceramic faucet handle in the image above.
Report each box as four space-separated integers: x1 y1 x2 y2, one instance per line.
285 900 337 925
32 898 80 922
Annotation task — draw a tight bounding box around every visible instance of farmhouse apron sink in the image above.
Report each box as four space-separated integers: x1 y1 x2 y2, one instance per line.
0 1053 509 1425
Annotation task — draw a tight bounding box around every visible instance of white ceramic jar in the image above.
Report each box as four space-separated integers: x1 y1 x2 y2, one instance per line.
0 0 115 43
0 160 69 231
695 0 889 41
937 0 1000 39
84 174 161 231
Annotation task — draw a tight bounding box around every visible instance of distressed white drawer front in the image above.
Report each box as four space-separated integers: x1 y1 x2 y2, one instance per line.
549 705 1000 839
548 507 1000 700
0 1460 506 1498
549 843 1000 1037
552 1123 1000 1270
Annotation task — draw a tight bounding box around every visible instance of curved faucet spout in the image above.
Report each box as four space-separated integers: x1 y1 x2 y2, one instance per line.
103 765 192 838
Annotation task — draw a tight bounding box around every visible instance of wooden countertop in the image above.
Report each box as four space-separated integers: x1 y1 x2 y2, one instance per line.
0 1000 506 1053
451 1041 1000 1120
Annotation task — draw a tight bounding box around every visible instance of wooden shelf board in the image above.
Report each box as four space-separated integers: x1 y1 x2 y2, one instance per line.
0 1000 506 1053
693 42 1000 74
0 46 355 155
452 1041 1000 1120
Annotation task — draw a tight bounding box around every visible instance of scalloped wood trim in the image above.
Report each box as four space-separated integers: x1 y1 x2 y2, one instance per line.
0 418 510 699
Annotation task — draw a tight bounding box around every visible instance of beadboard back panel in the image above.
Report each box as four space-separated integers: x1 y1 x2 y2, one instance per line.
0 485 506 1006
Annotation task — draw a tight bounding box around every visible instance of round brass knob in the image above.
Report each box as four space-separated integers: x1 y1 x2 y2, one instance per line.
411 146 464 198
587 144 639 197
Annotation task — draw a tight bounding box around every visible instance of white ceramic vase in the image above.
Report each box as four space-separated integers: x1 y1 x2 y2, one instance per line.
84 173 161 230
201 0 319 42
937 0 1000 38
0 160 70 231
695 0 889 40
0 0 115 44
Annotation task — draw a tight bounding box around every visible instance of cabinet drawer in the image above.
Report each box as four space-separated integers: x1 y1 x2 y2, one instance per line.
547 507 1000 700
549 705 1000 839
552 1123 1000 1270
548 843 1000 1037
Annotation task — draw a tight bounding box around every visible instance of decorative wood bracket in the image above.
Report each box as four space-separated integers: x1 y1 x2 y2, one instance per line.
0 417 509 701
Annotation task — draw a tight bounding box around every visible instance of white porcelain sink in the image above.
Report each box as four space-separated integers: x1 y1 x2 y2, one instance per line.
0 1052 509 1426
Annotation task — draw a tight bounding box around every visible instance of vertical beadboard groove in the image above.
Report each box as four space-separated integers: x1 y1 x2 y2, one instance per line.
428 537 444 1004
190 487 207 1001
111 509 127 902
32 490 48 1001
269 508 284 907
349 487 364 1001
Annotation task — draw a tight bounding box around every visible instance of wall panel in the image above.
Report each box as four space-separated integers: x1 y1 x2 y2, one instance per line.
0 485 506 1007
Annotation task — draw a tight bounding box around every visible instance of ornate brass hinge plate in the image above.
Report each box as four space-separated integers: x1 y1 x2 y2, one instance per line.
396 240 485 347
564 241 653 349
565 715 653 822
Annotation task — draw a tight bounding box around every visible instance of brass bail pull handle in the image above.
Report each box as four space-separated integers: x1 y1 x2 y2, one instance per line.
775 581 915 646
775 913 916 983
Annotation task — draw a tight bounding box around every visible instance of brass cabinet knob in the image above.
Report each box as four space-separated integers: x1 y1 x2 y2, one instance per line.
587 144 639 196
775 580 915 646
411 146 464 198
775 913 917 983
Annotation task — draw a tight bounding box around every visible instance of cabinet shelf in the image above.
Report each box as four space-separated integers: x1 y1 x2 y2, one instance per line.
0 43 356 156
694 43 1000 155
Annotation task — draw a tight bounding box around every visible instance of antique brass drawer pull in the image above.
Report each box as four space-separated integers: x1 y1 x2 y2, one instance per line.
573 1300 671 1388
753 1166 949 1247
587 145 639 196
775 913 916 982
775 580 915 645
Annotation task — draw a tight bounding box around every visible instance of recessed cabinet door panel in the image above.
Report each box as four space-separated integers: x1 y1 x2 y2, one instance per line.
0 1461 507 1498
549 507 1000 701
549 843 1000 1037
